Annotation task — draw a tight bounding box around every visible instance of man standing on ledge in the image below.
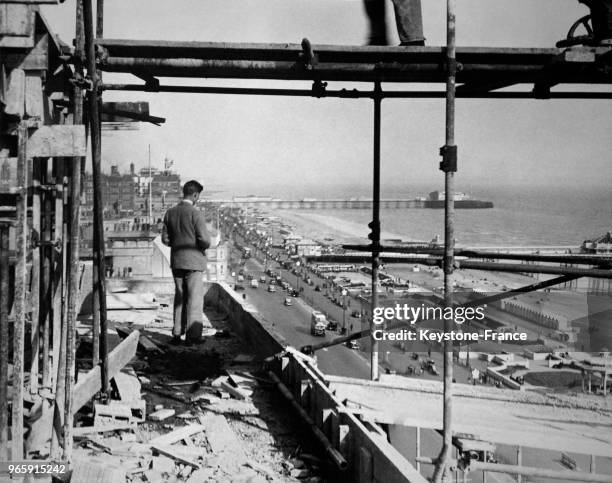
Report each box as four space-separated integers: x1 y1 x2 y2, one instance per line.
162 180 211 344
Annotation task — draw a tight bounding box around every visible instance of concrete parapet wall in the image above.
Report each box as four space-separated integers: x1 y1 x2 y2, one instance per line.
279 353 427 483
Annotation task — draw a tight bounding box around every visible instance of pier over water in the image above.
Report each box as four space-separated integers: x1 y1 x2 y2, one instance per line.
210 198 494 209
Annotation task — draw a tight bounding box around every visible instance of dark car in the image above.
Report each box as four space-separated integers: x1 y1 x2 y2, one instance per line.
351 310 362 318
314 285 321 292
327 320 339 331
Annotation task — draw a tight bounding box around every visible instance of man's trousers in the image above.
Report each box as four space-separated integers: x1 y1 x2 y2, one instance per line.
172 269 205 342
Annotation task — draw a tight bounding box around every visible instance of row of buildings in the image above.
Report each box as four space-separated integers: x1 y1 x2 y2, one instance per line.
81 161 182 219
78 162 228 282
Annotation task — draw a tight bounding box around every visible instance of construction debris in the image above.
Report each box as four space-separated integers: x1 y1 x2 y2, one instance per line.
149 408 176 421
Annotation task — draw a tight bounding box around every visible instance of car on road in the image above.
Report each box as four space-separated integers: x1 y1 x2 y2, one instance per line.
234 284 245 291
268 284 276 292
259 276 266 283
346 340 360 350
284 297 293 306
326 319 339 331
237 275 245 282
314 285 321 292
250 279 259 289
351 310 362 318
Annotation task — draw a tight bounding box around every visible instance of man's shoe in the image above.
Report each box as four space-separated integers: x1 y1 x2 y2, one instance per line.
170 336 182 345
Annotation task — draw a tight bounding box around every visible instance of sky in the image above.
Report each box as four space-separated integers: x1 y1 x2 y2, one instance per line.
40 0 612 195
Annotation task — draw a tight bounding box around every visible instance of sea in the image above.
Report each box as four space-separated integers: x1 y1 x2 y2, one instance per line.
218 182 611 247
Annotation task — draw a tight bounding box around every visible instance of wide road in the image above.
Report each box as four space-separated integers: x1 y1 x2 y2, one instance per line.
239 255 371 379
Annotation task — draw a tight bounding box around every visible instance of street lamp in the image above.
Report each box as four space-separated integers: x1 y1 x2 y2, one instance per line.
295 261 301 294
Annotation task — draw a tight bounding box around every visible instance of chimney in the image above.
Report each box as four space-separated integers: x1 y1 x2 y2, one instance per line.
130 163 135 176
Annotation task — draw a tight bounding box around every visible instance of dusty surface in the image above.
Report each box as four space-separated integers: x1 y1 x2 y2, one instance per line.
329 375 612 458
71 303 326 482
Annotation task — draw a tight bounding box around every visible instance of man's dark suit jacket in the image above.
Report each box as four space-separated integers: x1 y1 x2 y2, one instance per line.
162 200 211 271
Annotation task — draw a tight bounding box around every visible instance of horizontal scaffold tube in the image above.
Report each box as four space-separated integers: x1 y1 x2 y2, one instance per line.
342 244 612 267
101 83 612 99
99 56 611 84
306 254 612 278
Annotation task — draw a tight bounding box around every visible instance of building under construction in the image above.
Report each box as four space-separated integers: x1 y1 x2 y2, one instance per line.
1 0 612 482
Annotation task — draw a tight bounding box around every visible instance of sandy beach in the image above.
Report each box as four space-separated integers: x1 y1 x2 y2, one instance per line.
274 209 417 245
272 208 539 289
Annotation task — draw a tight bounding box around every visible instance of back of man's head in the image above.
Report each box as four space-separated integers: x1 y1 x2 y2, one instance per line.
183 180 204 197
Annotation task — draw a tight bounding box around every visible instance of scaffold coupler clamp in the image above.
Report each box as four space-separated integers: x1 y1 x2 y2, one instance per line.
312 80 328 98
70 72 93 91
445 57 462 76
439 145 457 172
300 38 318 70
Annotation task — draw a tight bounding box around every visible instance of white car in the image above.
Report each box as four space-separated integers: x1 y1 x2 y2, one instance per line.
284 298 293 306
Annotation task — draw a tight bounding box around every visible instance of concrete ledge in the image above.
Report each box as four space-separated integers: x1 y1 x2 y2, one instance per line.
278 354 427 483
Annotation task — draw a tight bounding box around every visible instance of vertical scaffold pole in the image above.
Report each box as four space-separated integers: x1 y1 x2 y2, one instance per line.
91 0 104 369
433 0 457 481
84 0 109 394
0 223 10 460
30 160 41 395
41 159 53 389
61 0 85 461
370 81 382 381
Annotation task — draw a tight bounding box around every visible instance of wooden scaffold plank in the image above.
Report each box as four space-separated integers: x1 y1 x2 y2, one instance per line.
12 122 29 461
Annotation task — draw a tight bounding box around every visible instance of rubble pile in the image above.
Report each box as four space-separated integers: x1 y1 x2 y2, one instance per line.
70 305 325 482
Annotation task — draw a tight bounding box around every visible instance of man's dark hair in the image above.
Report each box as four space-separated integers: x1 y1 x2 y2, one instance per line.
183 180 204 197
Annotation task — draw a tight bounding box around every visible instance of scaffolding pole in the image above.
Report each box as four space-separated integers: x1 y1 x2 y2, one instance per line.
370 81 382 381
84 0 109 394
61 0 85 461
91 0 105 369
101 83 612 100
0 223 10 460
434 0 456 481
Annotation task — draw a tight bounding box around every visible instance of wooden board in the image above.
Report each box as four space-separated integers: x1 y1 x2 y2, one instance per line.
0 4 33 37
24 74 44 121
3 68 25 118
3 34 49 71
115 325 163 353
148 424 204 447
72 330 139 414
0 36 33 48
198 413 246 471
151 445 201 468
27 125 87 157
